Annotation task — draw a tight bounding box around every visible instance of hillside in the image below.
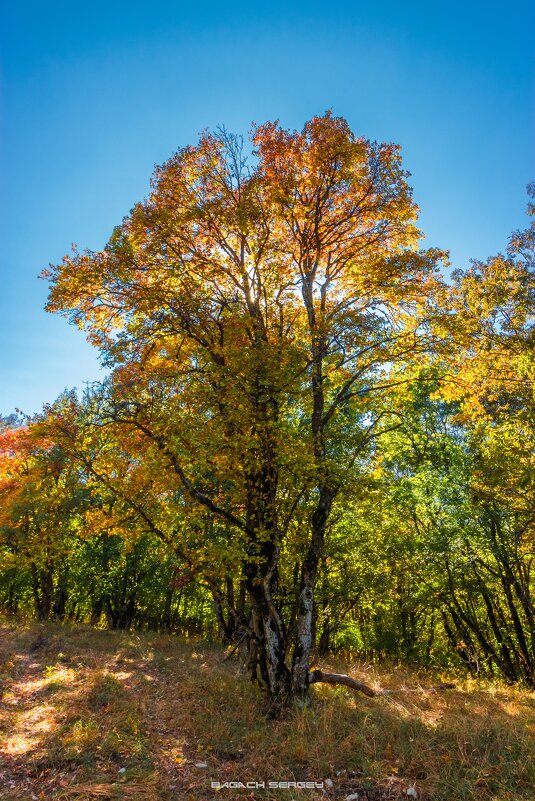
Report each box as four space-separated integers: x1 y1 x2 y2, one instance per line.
0 621 533 801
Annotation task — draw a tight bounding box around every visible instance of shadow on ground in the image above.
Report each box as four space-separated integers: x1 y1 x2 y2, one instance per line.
1 622 534 801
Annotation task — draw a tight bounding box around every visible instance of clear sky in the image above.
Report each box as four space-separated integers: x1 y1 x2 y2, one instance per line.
1 1 533 416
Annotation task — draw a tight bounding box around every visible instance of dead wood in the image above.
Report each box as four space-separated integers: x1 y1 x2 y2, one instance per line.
309 669 456 698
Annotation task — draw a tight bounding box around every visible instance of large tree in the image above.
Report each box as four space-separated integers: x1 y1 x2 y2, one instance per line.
44 113 443 706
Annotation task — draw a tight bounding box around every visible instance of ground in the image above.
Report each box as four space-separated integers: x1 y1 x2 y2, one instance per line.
0 621 533 801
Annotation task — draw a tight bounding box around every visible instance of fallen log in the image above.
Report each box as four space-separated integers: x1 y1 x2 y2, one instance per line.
308 669 377 697
308 669 456 698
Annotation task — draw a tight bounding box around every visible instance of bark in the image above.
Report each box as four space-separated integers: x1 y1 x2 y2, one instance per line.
291 263 336 702
501 576 534 683
245 580 291 706
479 587 518 682
292 487 335 701
309 669 377 697
308 669 456 698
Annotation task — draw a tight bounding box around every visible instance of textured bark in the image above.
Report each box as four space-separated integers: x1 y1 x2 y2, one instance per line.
292 488 334 700
291 266 334 701
309 669 377 697
244 595 291 706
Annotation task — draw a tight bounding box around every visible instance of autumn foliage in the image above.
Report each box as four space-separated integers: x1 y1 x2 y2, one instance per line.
1 117 533 706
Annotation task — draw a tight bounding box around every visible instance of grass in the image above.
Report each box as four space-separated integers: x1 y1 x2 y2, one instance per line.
0 620 533 800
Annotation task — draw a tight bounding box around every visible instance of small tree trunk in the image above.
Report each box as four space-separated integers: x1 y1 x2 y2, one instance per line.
292 487 334 703
237 579 246 621
318 610 332 656
91 598 103 626
31 563 53 621
211 586 234 644
52 566 69 621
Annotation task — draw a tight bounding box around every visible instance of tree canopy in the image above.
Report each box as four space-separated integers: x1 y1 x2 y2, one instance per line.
1 116 533 708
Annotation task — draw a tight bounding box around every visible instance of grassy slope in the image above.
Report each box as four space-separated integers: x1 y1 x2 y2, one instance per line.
0 621 533 801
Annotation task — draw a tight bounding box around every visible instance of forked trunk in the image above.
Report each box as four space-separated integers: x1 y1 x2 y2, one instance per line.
247 592 291 708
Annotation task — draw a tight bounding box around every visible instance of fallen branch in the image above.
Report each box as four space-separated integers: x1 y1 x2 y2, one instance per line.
309 669 456 698
309 669 377 697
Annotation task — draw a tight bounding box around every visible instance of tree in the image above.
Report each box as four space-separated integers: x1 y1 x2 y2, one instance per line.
43 113 443 706
433 184 535 682
0 411 87 620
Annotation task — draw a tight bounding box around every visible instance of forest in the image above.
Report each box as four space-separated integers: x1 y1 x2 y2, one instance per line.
1 113 534 713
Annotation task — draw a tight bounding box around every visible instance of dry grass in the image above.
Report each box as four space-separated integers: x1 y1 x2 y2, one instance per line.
0 620 533 801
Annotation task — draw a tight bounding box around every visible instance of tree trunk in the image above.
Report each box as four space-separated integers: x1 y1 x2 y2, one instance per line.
244 578 291 708
31 563 53 621
292 487 335 702
211 586 234 644
52 565 69 621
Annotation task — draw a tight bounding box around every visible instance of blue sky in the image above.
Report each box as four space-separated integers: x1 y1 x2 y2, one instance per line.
1 1 533 416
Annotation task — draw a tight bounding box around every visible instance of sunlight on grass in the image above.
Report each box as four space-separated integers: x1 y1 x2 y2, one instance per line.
4 704 56 755
1 621 534 801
